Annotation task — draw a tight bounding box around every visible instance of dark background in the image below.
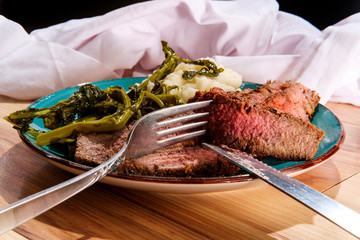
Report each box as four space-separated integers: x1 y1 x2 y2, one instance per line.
0 0 359 32
0 0 148 32
277 0 360 29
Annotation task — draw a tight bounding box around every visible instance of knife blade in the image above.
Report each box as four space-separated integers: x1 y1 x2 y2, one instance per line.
202 142 360 239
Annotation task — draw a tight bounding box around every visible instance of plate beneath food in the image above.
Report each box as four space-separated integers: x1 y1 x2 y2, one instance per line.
18 78 345 193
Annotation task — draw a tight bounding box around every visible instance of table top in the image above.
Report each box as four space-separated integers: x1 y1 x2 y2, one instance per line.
0 96 359 240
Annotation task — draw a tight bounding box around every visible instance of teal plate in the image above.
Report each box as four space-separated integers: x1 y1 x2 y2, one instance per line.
18 78 345 193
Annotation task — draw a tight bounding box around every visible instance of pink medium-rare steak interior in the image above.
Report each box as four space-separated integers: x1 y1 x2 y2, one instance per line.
260 80 320 122
207 102 324 160
196 80 320 122
188 80 325 161
74 80 325 177
74 121 242 177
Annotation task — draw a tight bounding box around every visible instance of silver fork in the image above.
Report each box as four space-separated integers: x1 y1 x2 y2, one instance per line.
0 100 211 234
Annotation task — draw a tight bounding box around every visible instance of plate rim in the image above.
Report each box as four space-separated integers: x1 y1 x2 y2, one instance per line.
18 78 346 185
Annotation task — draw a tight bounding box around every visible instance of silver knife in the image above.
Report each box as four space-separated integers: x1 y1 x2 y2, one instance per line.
202 142 360 239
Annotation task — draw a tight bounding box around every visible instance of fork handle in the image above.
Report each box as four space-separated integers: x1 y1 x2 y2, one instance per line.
0 146 126 234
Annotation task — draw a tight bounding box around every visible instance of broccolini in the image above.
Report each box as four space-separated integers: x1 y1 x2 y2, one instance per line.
5 41 224 146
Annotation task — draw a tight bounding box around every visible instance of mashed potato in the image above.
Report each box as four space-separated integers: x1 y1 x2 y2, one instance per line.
160 58 242 103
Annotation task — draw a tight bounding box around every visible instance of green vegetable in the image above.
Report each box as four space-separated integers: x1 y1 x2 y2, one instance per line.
5 41 224 146
182 59 224 80
36 86 135 146
132 41 224 90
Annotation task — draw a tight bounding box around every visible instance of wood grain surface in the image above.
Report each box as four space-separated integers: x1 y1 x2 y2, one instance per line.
0 97 359 240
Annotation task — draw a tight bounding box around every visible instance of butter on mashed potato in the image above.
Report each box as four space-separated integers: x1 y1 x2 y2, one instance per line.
161 58 242 103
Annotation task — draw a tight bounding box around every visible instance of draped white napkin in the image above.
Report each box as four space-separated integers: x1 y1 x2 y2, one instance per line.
0 0 359 106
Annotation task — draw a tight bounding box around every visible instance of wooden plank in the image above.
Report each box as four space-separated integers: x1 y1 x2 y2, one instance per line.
101 183 356 239
0 231 27 240
294 122 360 191
325 172 360 211
0 99 359 239
326 102 360 125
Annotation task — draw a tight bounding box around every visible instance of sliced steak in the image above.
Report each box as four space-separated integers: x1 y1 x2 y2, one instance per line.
259 80 320 122
118 140 242 177
75 123 242 177
75 123 133 167
188 81 325 161
74 80 325 177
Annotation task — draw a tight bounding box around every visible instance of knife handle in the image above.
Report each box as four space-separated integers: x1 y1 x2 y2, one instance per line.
203 143 360 239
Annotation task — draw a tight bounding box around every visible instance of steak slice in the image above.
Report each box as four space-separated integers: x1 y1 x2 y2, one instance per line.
74 123 242 177
74 123 133 167
196 80 320 122
74 80 324 177
188 81 325 161
259 80 320 122
118 141 242 177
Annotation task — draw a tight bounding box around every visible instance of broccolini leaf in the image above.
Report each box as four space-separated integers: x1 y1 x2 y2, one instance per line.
5 41 221 146
5 84 106 131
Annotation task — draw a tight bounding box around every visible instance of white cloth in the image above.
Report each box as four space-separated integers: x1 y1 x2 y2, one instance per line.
0 0 359 106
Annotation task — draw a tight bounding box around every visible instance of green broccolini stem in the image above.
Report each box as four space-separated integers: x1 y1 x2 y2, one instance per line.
36 87 134 146
143 91 165 108
35 86 171 146
5 40 222 146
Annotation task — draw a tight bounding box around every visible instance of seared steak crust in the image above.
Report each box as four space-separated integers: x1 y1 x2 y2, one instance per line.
188 81 324 161
74 80 325 177
75 124 242 177
119 141 242 177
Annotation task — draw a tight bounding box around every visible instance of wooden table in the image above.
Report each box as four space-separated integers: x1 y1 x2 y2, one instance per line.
0 97 359 240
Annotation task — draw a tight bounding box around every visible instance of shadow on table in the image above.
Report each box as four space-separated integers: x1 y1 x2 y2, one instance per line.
0 142 343 239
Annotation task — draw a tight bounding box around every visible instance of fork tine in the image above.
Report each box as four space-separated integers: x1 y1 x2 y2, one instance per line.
157 120 208 138
0 101 211 229
147 100 212 121
157 112 209 129
157 129 206 148
125 100 212 159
